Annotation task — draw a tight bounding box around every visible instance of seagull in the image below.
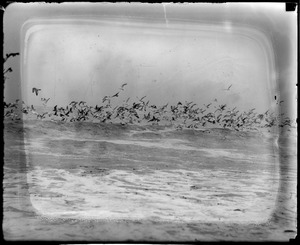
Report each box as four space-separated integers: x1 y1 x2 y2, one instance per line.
4 67 13 74
160 103 168 111
70 101 78 106
256 114 264 120
138 96 147 102
9 102 20 111
204 103 212 108
131 111 139 119
144 112 151 120
148 115 160 122
41 98 50 104
215 104 226 113
4 52 19 62
65 109 71 117
185 101 193 106
37 112 48 119
120 83 128 90
111 92 120 98
216 114 222 122
94 105 103 112
5 109 14 117
133 102 141 109
53 105 58 116
4 102 11 108
102 96 110 103
190 103 197 109
32 87 41 96
277 100 284 105
21 107 29 114
223 84 232 91
5 53 19 59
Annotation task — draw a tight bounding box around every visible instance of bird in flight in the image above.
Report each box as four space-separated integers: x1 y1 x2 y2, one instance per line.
223 84 232 91
276 100 284 105
138 96 147 102
215 104 226 113
94 105 103 112
148 115 160 122
120 83 128 90
30 105 37 114
161 103 169 111
4 52 20 62
4 67 13 74
32 87 41 96
204 103 212 108
37 112 48 119
125 97 130 104
41 98 50 103
102 96 110 103
111 92 120 98
70 101 78 106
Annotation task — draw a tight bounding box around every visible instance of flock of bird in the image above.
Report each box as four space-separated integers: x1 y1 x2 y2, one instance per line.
4 83 292 131
3 52 293 131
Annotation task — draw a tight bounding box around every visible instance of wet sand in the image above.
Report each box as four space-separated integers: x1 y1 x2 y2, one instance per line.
3 120 297 241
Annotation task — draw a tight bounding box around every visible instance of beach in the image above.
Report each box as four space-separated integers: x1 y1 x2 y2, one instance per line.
3 120 297 241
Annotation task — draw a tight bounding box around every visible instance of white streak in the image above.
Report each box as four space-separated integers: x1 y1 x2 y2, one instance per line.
162 3 169 27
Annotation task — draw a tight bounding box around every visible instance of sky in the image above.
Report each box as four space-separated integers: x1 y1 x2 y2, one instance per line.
3 3 297 119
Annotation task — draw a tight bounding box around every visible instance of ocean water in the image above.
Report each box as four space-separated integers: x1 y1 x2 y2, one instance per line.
3 119 297 240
